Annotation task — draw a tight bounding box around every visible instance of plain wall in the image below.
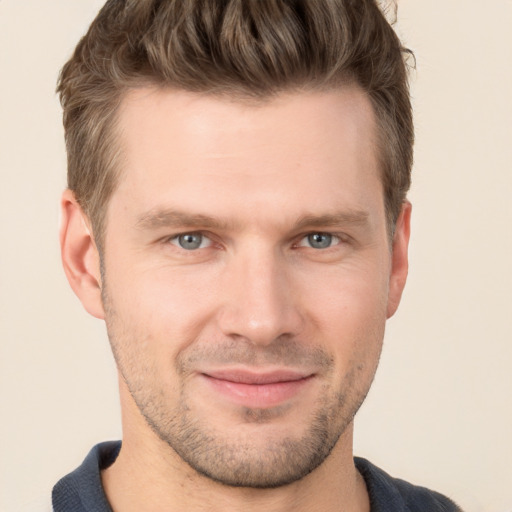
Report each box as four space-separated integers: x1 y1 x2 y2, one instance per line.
1 1 511 511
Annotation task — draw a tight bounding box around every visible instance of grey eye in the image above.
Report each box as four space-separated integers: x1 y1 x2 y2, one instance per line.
307 233 333 249
176 233 205 250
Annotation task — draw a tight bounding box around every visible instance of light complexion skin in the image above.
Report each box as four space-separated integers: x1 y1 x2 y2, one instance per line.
60 86 410 512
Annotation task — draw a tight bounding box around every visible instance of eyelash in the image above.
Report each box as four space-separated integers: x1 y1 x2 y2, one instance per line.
167 232 214 250
164 231 348 252
295 232 343 250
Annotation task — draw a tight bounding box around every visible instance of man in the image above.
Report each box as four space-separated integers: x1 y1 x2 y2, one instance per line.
52 0 461 510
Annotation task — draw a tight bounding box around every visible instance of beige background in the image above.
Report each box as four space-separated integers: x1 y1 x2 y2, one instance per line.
1 1 511 511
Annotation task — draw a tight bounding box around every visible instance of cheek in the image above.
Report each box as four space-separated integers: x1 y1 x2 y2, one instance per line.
301 260 389 325
104 262 221 355
299 264 388 369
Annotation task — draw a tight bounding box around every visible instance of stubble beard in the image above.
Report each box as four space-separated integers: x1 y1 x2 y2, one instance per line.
102 285 381 489
137 377 354 488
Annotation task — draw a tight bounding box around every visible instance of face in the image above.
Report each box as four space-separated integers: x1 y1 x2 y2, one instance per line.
92 87 408 487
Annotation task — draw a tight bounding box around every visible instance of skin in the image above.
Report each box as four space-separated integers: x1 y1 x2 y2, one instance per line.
60 85 411 512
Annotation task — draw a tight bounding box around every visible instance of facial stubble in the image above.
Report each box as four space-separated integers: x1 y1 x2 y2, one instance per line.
102 282 382 489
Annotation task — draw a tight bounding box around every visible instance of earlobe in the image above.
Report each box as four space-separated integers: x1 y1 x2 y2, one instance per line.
60 189 105 319
386 201 412 319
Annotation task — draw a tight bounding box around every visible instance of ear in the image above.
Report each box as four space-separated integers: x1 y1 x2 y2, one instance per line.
60 189 105 319
386 201 412 319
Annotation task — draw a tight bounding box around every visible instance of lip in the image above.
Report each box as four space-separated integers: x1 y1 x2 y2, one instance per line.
199 369 315 408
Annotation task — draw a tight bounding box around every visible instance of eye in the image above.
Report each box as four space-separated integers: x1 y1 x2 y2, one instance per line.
170 233 212 250
299 232 340 249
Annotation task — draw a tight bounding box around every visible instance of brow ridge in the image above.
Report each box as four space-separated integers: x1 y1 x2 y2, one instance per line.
136 207 370 232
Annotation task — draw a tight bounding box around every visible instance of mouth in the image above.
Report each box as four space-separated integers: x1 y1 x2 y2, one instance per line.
199 369 315 409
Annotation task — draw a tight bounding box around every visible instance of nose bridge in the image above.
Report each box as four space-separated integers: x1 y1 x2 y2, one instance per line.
217 240 302 345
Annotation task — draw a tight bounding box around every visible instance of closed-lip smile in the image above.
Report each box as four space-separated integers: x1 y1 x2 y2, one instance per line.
199 368 315 408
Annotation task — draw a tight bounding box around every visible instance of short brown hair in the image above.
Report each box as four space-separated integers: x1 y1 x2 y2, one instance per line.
57 0 413 249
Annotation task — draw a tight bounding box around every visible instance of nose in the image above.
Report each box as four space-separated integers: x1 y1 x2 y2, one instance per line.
216 244 304 346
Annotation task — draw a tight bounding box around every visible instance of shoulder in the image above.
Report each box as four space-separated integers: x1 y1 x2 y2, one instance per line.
52 441 121 512
354 457 463 512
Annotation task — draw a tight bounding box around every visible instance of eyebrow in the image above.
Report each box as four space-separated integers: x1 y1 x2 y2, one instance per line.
293 210 370 231
136 208 370 232
136 209 236 231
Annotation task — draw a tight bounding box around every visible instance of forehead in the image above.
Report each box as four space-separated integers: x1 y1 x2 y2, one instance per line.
117 85 377 158
109 86 382 229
